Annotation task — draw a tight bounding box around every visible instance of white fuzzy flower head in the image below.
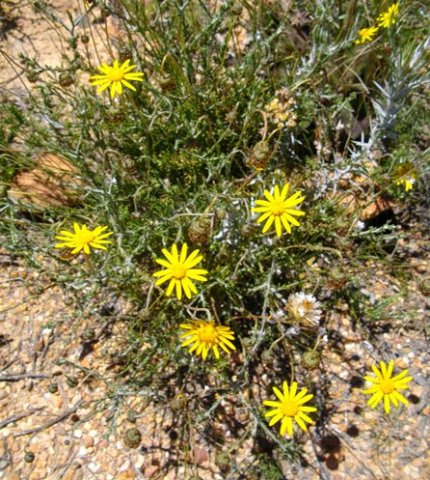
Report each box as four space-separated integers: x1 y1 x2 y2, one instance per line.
286 292 322 328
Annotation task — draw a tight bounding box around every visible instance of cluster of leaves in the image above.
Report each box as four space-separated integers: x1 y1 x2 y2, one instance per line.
0 0 429 469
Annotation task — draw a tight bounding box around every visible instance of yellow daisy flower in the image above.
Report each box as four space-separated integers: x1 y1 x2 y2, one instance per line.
396 178 415 191
55 223 112 255
252 183 305 237
89 59 144 99
362 360 413 414
394 161 417 192
354 26 379 44
179 320 236 360
263 381 317 436
153 243 208 300
377 2 400 28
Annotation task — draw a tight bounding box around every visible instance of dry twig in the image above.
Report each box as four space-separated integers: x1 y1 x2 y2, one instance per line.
13 401 82 438
0 407 45 429
0 372 50 381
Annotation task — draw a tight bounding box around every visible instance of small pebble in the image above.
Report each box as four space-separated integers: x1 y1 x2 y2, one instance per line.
143 465 159 478
84 436 94 448
88 462 100 473
119 460 130 471
78 446 87 456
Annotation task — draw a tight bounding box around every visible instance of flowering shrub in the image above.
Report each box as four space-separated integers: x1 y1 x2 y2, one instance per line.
0 0 426 474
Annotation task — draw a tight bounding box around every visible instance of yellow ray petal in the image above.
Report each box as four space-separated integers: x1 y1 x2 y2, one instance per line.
254 199 272 207
263 400 281 408
186 270 208 281
273 386 284 402
162 248 175 263
175 279 183 300
166 279 175 296
171 244 179 262
269 412 283 427
392 390 409 406
299 406 317 413
274 216 282 237
294 388 308 401
265 408 281 417
156 258 173 269
284 208 305 217
384 394 391 414
90 78 111 86
182 277 197 295
155 274 172 286
391 370 410 382
282 212 301 226
183 252 203 269
295 415 308 432
262 215 275 233
297 394 314 405
121 79 137 91
219 337 235 350
213 345 220 359
181 337 196 347
256 211 273 223
120 59 131 70
280 183 290 200
97 82 111 93
153 269 170 277
289 382 298 399
180 243 188 263
182 278 192 299
263 190 274 202
371 364 382 380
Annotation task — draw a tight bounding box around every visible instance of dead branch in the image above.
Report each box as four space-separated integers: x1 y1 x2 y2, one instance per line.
0 407 45 429
0 372 50 381
13 401 82 438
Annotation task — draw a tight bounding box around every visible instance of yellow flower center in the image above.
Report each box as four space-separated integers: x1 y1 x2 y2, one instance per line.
271 201 285 216
380 379 395 394
171 263 187 279
197 325 218 343
78 230 96 245
107 68 124 82
281 399 299 417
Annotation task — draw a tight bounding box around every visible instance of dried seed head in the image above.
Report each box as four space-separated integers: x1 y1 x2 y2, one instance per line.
82 327 95 342
215 451 231 472
123 428 142 448
247 140 273 171
48 383 58 394
286 292 322 328
66 375 78 388
169 395 187 412
127 410 138 423
302 350 321 370
24 452 35 463
188 217 212 244
58 72 74 87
